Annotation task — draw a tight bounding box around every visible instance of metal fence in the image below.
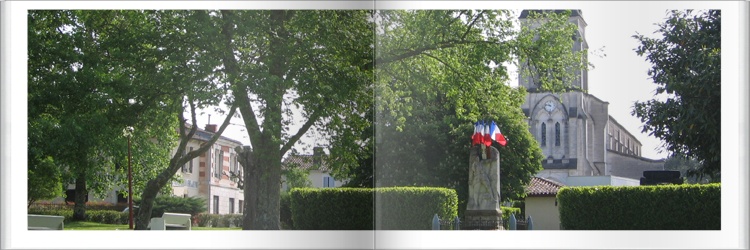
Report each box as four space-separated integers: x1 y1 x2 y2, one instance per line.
432 214 532 230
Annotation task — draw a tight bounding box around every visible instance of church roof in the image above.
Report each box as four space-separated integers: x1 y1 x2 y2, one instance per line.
526 177 565 197
519 9 583 19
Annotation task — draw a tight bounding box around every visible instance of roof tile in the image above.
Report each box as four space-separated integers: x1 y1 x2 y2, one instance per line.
526 177 565 197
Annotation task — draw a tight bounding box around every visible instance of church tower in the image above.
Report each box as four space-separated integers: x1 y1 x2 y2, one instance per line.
519 10 609 183
518 10 665 185
518 9 589 92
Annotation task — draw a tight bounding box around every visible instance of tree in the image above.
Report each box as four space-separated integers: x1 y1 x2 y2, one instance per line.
664 154 714 184
632 10 721 180
217 10 374 229
28 10 178 220
27 11 228 226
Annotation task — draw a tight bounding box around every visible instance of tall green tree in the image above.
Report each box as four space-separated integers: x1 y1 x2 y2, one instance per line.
632 10 721 180
27 10 225 225
217 10 374 229
28 10 176 219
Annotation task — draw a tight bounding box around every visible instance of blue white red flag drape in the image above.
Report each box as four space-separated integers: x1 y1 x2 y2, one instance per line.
490 121 507 146
472 121 485 146
472 120 507 147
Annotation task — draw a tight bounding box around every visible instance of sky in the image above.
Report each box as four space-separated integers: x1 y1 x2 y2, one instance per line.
193 6 675 160
579 7 676 160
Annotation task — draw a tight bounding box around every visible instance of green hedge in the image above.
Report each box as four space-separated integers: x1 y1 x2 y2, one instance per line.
148 196 206 218
194 213 243 228
557 183 720 230
28 208 127 225
280 192 294 229
375 187 458 230
290 187 458 230
290 188 373 230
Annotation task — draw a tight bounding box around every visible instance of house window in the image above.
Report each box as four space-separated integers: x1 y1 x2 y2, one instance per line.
230 153 236 173
554 122 561 146
323 176 335 188
540 122 547 146
213 195 219 214
239 200 244 214
229 198 235 214
181 148 187 172
187 147 194 173
214 149 222 178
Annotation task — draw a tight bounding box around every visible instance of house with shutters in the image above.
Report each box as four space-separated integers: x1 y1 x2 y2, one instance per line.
171 124 245 215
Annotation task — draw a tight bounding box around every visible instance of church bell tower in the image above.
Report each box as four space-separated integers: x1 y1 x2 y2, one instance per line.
518 9 589 92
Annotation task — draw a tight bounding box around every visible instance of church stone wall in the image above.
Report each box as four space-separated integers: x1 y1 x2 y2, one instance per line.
606 150 665 180
607 118 643 157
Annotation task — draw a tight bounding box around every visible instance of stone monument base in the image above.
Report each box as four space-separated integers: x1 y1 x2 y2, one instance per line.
463 209 503 230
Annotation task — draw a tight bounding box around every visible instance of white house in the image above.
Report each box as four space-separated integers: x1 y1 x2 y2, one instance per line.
281 147 347 191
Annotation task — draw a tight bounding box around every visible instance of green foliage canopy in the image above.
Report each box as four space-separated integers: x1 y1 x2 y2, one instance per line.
632 10 721 180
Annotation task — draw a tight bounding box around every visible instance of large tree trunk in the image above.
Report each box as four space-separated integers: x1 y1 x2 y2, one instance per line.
247 141 282 230
72 173 87 221
238 146 257 229
134 180 161 230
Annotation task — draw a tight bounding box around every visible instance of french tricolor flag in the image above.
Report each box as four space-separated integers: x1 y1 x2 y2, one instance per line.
483 121 493 147
490 121 507 146
472 121 484 146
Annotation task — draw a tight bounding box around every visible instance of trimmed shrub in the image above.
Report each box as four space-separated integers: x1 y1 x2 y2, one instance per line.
280 192 294 229
149 196 206 218
28 208 74 224
376 187 458 230
291 188 373 230
557 183 720 230
290 187 458 230
28 208 128 224
194 213 242 228
86 210 128 224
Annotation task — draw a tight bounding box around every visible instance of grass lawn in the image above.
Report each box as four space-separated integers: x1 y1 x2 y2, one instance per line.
64 221 241 230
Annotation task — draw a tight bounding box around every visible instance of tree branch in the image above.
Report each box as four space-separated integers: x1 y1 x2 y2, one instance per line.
461 10 485 41
280 109 323 156
365 39 500 70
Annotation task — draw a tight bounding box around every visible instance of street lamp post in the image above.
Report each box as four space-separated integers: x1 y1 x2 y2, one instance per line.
123 126 134 229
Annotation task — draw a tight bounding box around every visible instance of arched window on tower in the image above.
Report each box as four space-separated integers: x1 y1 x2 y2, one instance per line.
555 122 561 146
541 122 547 146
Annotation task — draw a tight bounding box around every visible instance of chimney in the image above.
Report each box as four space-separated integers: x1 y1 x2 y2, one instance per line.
313 147 325 166
205 124 217 133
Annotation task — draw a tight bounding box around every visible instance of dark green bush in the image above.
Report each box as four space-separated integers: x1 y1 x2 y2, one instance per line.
280 192 294 229
290 187 458 230
290 188 373 230
28 208 74 224
557 183 720 230
501 206 521 229
28 208 127 224
375 187 458 230
149 196 206 218
86 210 128 224
194 213 242 228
